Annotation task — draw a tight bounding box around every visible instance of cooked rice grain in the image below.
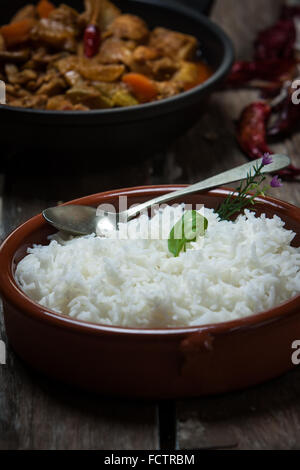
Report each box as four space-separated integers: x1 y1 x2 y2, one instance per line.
15 206 300 327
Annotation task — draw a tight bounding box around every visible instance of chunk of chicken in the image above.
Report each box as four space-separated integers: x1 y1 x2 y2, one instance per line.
172 61 200 84
0 49 30 62
4 64 19 84
111 89 138 107
151 58 179 80
78 61 125 81
156 81 182 98
100 0 121 30
66 85 113 108
37 75 67 96
30 6 81 52
56 55 125 82
106 14 149 42
10 5 37 23
6 83 29 98
55 55 78 75
149 27 197 61
33 69 63 91
49 4 81 29
132 45 159 62
4 64 37 86
98 38 135 66
82 0 121 30
31 18 78 51
64 69 85 87
47 94 89 110
130 45 158 76
8 93 48 109
31 47 68 66
0 33 5 51
131 46 178 80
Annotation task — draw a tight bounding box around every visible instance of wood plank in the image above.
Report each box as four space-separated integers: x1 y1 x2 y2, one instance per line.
177 368 300 451
0 0 299 451
0 169 159 450
176 0 300 450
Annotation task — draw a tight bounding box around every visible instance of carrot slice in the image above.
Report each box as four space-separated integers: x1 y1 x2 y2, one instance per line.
0 18 35 48
37 0 55 19
184 63 212 91
122 73 158 103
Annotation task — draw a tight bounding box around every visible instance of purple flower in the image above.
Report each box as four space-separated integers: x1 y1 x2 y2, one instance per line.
262 154 273 166
270 175 283 188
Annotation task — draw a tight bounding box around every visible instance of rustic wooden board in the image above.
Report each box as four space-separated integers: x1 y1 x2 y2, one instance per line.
176 0 300 451
0 0 300 451
0 174 159 450
177 367 300 450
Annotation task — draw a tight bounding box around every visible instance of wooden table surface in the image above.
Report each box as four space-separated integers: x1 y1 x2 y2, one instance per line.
1 0 300 451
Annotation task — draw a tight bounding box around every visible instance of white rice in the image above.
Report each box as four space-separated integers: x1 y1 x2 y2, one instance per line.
15 206 300 328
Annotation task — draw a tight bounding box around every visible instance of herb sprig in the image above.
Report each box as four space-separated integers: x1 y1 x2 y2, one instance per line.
168 210 208 257
216 155 282 221
167 155 283 257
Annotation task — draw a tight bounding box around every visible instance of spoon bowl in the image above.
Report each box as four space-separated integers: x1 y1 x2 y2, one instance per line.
43 205 97 236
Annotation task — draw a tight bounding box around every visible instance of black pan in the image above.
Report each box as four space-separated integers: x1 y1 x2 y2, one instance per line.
0 0 234 161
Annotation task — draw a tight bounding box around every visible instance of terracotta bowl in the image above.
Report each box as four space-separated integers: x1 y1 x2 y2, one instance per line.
0 186 300 399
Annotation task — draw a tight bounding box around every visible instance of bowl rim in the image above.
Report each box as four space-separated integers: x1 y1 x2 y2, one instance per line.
0 4 234 120
1 184 300 338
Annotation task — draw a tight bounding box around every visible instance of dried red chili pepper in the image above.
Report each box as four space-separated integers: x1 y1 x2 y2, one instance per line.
226 58 295 87
83 0 102 58
281 5 300 20
237 102 272 159
254 5 300 60
237 101 300 179
276 165 300 177
84 24 101 58
258 81 284 99
268 87 300 137
227 6 300 179
227 5 300 87
255 19 296 60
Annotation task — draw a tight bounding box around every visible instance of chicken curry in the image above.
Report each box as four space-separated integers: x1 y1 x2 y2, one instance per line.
0 0 213 110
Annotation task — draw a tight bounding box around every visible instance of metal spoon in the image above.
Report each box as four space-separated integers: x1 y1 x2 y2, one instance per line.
43 154 290 236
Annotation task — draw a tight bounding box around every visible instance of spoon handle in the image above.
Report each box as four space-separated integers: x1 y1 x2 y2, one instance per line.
126 154 290 219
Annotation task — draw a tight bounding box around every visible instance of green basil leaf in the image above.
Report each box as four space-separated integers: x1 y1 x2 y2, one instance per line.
168 210 208 257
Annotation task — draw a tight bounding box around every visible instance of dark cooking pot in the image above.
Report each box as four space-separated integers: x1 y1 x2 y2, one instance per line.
0 0 234 160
